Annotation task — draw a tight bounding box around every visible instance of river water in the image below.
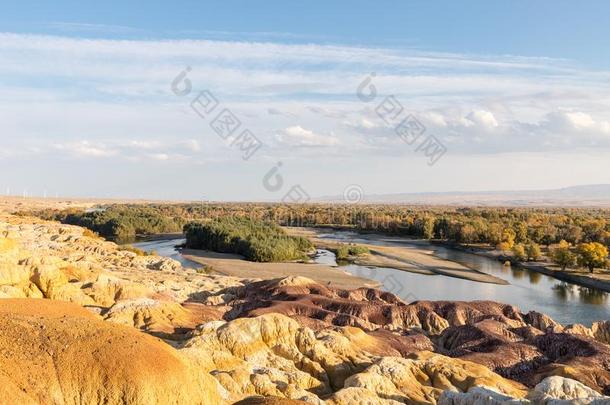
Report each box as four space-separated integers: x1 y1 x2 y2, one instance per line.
134 231 610 326
131 238 200 269
314 230 610 326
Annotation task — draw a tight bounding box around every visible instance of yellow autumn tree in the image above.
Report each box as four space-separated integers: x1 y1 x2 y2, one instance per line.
551 240 576 271
577 242 609 273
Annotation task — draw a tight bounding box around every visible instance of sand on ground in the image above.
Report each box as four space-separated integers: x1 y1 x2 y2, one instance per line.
286 227 509 285
181 249 380 290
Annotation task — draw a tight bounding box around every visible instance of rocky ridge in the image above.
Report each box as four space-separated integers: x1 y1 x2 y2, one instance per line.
1 213 610 404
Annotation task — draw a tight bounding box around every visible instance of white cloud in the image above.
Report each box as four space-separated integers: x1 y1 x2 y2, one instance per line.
565 111 596 130
465 110 499 129
53 141 117 158
546 111 596 131
1 32 610 166
178 139 201 152
539 110 610 138
1 33 609 198
147 153 170 161
275 126 339 147
47 138 203 161
420 111 448 128
0 32 600 102
344 117 385 133
124 140 163 149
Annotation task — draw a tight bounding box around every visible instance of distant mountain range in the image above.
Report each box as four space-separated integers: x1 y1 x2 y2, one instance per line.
318 184 610 207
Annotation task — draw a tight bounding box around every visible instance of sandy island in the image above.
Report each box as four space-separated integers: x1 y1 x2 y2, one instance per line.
285 227 510 285
180 226 510 289
181 249 381 290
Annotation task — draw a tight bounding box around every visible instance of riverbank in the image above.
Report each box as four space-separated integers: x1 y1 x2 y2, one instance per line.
152 226 610 296
287 226 610 293
436 241 610 293
180 248 381 290
131 227 610 322
285 227 510 285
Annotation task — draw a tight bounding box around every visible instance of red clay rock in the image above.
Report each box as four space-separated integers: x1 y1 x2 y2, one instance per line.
206 277 610 395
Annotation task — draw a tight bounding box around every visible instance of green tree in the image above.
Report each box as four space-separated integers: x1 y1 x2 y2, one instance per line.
551 240 576 271
511 243 527 261
486 223 503 245
541 225 558 246
514 222 529 244
422 216 435 240
561 225 582 245
434 218 450 239
603 231 610 247
525 242 542 261
459 223 477 245
577 242 609 273
499 228 516 251
528 227 545 245
583 220 606 243
183 217 313 262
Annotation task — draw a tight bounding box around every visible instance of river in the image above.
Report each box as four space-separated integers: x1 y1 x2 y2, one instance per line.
131 238 200 269
134 230 610 326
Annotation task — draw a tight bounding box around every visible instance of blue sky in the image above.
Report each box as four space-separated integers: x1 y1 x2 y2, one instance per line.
1 1 610 200
3 1 609 66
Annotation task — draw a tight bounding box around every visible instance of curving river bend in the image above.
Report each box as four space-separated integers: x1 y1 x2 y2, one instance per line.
134 230 610 326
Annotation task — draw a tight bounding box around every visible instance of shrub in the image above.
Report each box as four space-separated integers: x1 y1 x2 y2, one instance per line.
348 245 370 256
334 244 369 260
335 245 350 260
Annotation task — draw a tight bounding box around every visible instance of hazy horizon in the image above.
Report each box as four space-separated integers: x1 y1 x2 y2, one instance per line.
5 183 610 206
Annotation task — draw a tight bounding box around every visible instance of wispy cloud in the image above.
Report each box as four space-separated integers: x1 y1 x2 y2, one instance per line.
48 138 201 161
45 22 140 34
275 126 339 147
53 140 118 157
1 32 610 164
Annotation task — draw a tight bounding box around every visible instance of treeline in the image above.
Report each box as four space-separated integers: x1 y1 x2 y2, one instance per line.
183 217 313 262
24 203 610 248
548 240 609 273
23 205 186 242
132 203 609 247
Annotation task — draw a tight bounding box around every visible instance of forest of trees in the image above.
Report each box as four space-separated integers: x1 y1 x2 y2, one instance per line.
117 202 610 246
183 217 313 262
24 202 610 268
23 205 186 242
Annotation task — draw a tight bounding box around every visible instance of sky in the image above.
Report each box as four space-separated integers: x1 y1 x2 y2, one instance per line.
1 1 610 201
